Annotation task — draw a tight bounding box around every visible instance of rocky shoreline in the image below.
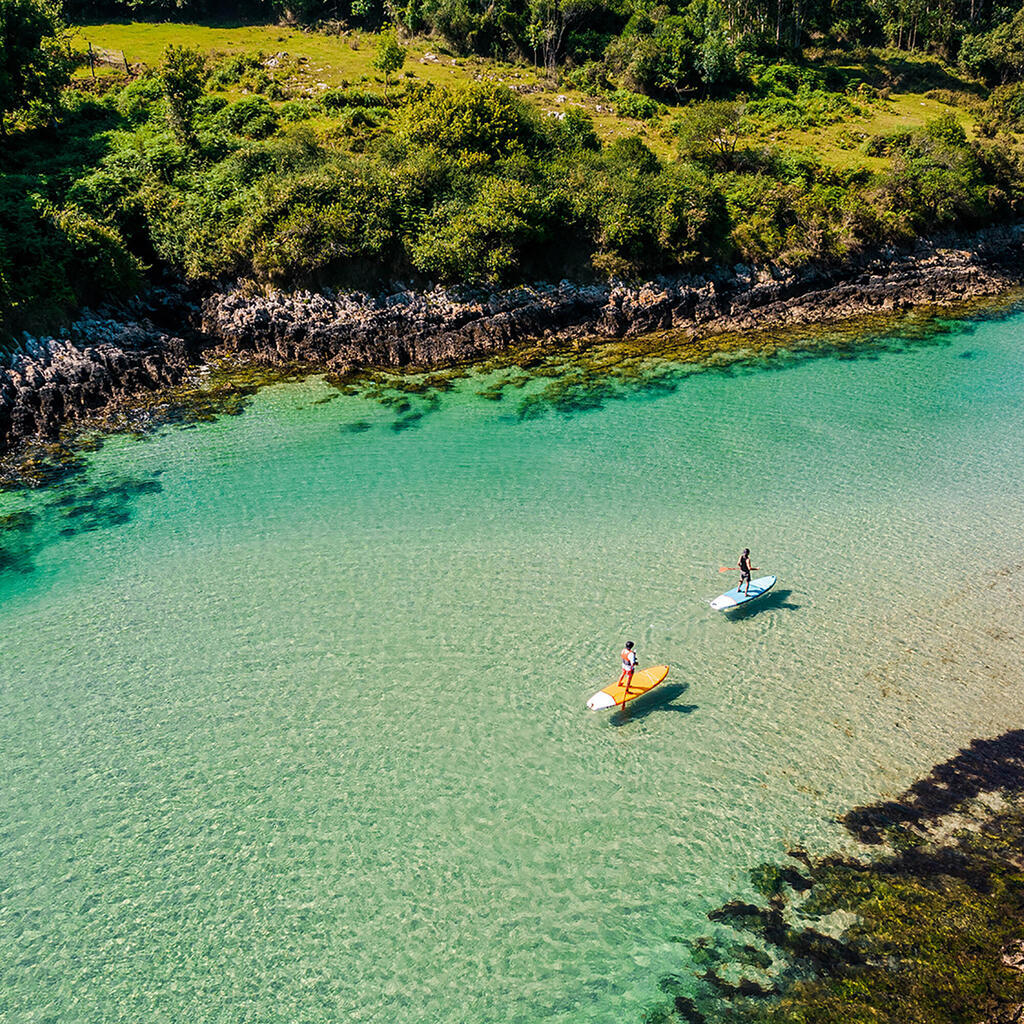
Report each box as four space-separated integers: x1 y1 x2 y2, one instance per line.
2 221 1023 480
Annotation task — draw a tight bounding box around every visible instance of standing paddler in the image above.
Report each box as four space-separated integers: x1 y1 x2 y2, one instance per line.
618 641 637 699
736 549 758 595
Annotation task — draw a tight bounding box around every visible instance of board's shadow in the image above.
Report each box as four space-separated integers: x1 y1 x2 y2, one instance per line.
723 588 800 619
610 683 697 726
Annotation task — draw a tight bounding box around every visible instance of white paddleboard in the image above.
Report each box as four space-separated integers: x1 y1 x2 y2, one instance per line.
711 574 777 611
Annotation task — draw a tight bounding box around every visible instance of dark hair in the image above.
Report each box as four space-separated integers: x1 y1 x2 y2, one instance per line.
743 548 750 556
625 641 634 649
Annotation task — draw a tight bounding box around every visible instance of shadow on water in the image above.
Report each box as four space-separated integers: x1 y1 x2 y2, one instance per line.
649 727 1024 1024
722 589 800 619
843 728 1024 844
609 683 698 726
0 510 39 574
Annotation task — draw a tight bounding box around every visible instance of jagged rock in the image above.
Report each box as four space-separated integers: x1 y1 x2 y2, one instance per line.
2 222 1023 466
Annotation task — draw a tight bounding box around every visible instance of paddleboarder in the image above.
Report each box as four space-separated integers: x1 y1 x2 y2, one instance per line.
737 549 758 595
618 641 637 694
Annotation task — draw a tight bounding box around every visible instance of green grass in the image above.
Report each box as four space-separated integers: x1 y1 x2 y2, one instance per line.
70 21 1013 172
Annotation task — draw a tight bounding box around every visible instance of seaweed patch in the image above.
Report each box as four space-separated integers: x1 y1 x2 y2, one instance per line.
647 730 1024 1024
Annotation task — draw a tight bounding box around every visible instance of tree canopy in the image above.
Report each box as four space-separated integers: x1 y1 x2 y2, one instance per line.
0 0 71 134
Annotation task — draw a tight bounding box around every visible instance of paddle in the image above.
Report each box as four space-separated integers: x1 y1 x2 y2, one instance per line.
718 566 759 572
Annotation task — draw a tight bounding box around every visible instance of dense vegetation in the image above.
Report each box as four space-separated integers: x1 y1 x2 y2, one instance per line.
58 0 1024 79
1 0 1023 341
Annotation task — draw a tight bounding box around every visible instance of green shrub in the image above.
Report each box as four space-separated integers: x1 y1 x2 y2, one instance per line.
409 176 550 283
48 203 142 297
878 115 987 230
749 61 828 98
604 135 660 174
561 60 613 96
656 165 729 266
547 108 600 152
612 89 664 120
213 96 279 139
985 82 1024 131
394 83 544 164
115 74 164 125
279 98 322 121
322 87 386 110
745 89 858 131
207 52 265 89
238 169 397 282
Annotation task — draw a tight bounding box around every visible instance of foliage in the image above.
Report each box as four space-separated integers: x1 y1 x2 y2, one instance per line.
409 175 551 282
372 30 406 96
546 106 599 151
959 5 1024 85
161 44 205 146
212 94 279 138
393 82 544 162
0 0 72 134
2 19 1024 339
877 113 989 229
673 100 745 169
612 88 664 120
984 81 1024 133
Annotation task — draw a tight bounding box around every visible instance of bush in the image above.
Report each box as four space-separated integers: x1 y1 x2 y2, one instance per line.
749 61 828 98
985 82 1024 132
395 83 544 163
322 86 385 110
239 169 397 282
279 98 322 122
207 53 264 89
115 74 163 125
612 89 664 120
213 96 279 139
561 61 613 96
604 135 660 174
879 115 987 230
656 165 729 266
547 108 600 152
745 88 858 131
48 203 142 297
409 176 550 283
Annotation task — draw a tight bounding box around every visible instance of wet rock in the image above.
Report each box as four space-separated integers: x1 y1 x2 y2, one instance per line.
3 223 1024 470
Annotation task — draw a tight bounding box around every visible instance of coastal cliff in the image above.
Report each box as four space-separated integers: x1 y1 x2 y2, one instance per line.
2 222 1023 473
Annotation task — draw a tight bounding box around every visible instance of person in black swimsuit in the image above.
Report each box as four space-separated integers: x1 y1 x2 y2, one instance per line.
738 549 756 595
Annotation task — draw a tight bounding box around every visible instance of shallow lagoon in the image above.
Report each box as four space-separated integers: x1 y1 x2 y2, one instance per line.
2 313 1024 1023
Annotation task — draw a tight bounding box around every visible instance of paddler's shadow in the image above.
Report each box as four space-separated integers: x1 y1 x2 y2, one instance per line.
610 683 697 727
724 589 800 619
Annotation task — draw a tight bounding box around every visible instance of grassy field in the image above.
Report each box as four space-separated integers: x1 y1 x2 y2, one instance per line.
71 21 998 168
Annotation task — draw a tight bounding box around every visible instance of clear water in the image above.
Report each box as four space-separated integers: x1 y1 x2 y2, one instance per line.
3 313 1024 1023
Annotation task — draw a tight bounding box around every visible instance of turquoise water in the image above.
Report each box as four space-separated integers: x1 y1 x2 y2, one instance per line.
3 314 1024 1023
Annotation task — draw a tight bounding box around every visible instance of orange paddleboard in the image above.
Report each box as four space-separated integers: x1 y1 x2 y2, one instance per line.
587 665 670 710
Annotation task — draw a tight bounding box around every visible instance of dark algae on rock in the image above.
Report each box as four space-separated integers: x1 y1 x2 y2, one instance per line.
0 471 165 579
649 733 1024 1024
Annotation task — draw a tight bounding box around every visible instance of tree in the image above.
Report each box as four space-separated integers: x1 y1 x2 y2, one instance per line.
372 31 406 98
527 0 599 76
0 0 72 135
161 44 205 147
675 100 746 170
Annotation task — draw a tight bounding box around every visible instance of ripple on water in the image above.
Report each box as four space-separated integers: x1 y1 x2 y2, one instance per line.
1 313 1024 1023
